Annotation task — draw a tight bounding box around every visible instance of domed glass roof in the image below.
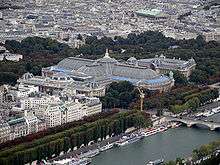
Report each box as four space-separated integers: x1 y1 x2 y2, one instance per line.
113 64 158 80
77 65 106 77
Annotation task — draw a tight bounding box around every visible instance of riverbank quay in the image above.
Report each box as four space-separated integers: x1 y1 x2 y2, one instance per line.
48 126 146 163
48 134 124 163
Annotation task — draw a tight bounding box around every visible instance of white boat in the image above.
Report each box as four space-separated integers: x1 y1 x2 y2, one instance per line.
141 129 158 137
46 157 92 165
115 136 129 146
115 140 129 146
157 126 168 133
176 123 182 127
115 133 144 146
79 149 100 158
99 143 114 152
203 111 215 117
141 132 152 137
71 158 92 165
212 107 220 114
127 133 144 144
196 112 204 117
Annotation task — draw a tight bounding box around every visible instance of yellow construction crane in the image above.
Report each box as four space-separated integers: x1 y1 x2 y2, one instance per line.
137 86 145 111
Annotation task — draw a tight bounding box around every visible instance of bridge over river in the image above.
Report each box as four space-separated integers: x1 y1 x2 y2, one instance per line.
165 116 220 131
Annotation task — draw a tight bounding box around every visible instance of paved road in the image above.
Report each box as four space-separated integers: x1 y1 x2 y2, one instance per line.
197 101 220 112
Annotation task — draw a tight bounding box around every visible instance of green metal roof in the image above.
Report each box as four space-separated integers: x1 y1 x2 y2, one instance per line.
136 9 163 16
8 117 26 126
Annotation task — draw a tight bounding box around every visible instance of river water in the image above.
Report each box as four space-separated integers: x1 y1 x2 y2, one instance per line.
92 126 220 165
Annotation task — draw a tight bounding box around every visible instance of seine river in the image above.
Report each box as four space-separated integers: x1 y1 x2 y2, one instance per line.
91 116 220 165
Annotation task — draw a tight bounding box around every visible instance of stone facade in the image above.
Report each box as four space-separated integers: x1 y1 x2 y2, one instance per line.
0 121 10 143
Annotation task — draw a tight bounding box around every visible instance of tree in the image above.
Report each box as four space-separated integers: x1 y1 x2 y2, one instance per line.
25 62 32 72
170 104 188 114
195 35 206 48
85 36 98 45
77 34 83 41
4 40 21 53
63 137 71 153
118 92 133 108
176 157 184 165
0 72 18 85
70 134 77 150
101 81 136 109
189 69 208 84
186 97 200 111
173 71 188 85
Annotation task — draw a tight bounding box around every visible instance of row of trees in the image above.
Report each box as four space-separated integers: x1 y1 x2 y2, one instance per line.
141 85 219 114
0 110 151 165
5 37 71 56
170 88 219 114
83 31 176 55
169 68 220 86
170 97 200 114
5 32 219 60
